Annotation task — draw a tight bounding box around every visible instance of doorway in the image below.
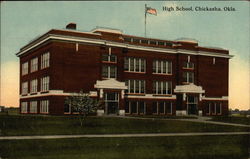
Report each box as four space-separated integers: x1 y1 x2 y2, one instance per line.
104 92 119 115
187 95 198 115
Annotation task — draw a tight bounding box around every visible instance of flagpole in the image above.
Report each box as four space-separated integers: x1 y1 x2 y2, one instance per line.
145 4 147 37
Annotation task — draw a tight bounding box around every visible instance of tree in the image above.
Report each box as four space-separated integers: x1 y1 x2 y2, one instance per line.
64 90 99 127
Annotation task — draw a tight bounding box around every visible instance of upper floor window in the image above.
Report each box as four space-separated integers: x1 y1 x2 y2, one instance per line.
149 41 157 45
102 54 117 63
153 60 172 74
183 62 194 69
22 62 29 75
21 102 28 113
124 57 146 73
41 52 50 69
41 76 49 92
124 37 132 42
158 41 165 46
125 79 145 94
102 65 117 78
22 81 28 95
141 39 148 44
30 57 38 72
153 81 172 95
183 72 194 83
30 79 38 93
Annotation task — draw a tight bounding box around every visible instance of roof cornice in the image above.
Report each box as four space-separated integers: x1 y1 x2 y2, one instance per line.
16 34 233 59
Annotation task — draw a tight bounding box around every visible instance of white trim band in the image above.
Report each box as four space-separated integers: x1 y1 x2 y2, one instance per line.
126 94 176 100
202 96 228 101
20 90 98 99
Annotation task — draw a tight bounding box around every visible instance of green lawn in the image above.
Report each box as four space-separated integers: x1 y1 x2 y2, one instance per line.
0 115 248 136
210 116 250 125
0 135 249 159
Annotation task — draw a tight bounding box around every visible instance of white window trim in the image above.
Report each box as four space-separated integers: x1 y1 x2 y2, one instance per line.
127 80 145 94
41 52 50 69
22 81 28 95
154 81 172 95
102 66 117 79
30 57 38 72
153 60 172 75
30 101 37 113
41 76 50 92
125 57 146 73
40 100 49 114
21 102 28 113
30 79 38 93
184 72 194 83
206 103 211 115
22 62 29 75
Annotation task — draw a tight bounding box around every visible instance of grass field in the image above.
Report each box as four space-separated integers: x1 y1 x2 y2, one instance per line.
0 135 249 159
0 115 249 136
211 116 250 125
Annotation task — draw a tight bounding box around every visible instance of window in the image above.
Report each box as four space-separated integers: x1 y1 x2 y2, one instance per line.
124 37 132 42
41 76 49 92
141 39 148 44
152 102 158 114
159 102 165 114
152 101 172 114
216 103 222 114
149 41 157 45
153 60 172 74
153 81 172 95
30 101 37 113
30 79 38 93
213 57 216 65
21 102 28 113
40 100 49 113
31 57 38 72
41 52 50 69
131 101 137 114
124 57 146 72
183 72 194 83
22 81 28 95
133 38 140 43
125 80 145 94
102 54 117 62
125 101 146 114
125 101 129 113
166 102 172 114
183 62 194 69
139 102 146 114
211 103 216 114
206 103 211 114
102 65 117 78
22 62 29 75
158 41 165 46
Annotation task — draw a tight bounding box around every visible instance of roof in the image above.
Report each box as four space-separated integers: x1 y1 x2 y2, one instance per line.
16 26 232 58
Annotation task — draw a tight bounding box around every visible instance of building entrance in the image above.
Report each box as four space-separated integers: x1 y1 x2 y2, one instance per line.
187 95 198 115
104 92 119 115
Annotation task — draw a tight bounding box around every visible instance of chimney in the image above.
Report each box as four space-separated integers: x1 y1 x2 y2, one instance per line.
66 23 76 30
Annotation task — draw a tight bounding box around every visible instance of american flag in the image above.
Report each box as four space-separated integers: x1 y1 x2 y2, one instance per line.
146 7 157 15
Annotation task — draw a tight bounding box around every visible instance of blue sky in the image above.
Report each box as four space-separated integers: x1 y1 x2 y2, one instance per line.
0 1 249 109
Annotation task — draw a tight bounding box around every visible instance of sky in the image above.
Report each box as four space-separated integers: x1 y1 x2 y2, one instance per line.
0 1 249 110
